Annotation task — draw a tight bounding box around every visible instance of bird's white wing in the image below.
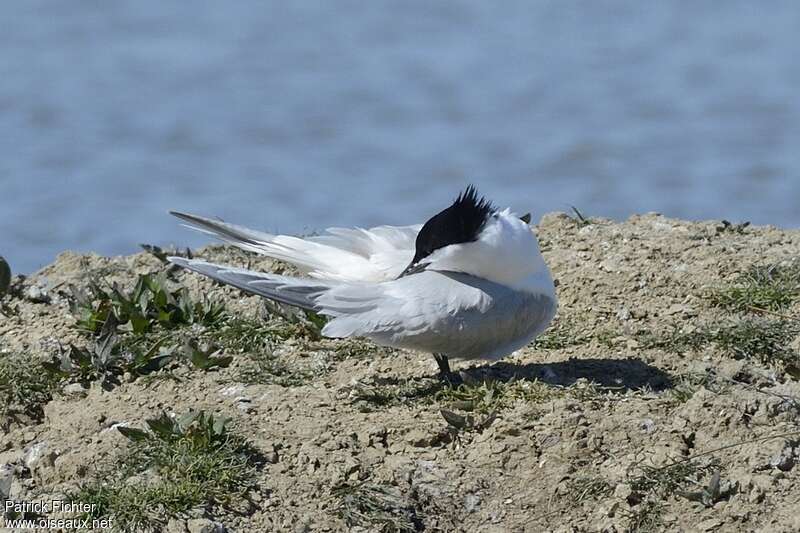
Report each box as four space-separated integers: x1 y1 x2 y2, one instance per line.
320 271 556 360
168 257 334 310
170 211 420 282
169 258 555 360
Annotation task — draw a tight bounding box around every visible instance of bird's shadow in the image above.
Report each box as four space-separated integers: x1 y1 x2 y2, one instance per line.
457 357 674 392
370 356 673 395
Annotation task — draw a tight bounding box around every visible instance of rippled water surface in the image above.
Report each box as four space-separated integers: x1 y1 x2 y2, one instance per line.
2 2 799 272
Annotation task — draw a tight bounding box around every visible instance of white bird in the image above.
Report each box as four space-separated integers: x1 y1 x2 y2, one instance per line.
168 186 557 380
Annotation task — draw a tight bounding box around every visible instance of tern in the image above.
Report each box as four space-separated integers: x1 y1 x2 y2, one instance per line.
168 186 557 381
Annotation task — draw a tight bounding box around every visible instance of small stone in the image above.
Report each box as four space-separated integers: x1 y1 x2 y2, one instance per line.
639 419 656 434
614 483 632 500
770 445 795 472
23 442 48 470
165 518 188 533
23 285 49 303
63 382 87 395
405 429 430 447
464 493 481 513
696 518 724 531
0 464 13 499
186 518 225 533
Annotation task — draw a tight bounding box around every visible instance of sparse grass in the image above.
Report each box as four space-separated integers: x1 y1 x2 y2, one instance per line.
331 339 386 361
347 380 441 411
534 316 618 350
639 318 800 367
534 317 591 350
349 377 610 413
667 372 729 404
715 220 751 235
211 317 275 354
0 350 60 423
72 410 258 532
212 317 318 386
335 482 422 532
434 378 559 413
624 500 667 533
237 350 315 387
624 459 721 533
628 459 719 497
708 263 800 313
210 314 320 353
565 476 613 504
568 205 594 227
139 243 192 264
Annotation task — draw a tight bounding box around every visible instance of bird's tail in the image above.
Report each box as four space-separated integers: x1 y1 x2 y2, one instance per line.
167 256 333 311
170 211 353 277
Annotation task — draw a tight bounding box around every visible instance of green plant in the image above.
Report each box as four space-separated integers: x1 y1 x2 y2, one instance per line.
335 482 422 532
236 350 314 387
70 272 225 336
667 372 728 404
434 378 559 413
715 220 750 235
139 243 192 264
119 336 176 376
1 351 59 423
534 317 592 350
183 339 233 371
708 263 800 312
346 376 588 413
642 319 800 366
42 336 125 390
624 459 721 532
565 476 613 503
42 335 175 390
568 205 593 227
440 408 497 433
72 410 258 532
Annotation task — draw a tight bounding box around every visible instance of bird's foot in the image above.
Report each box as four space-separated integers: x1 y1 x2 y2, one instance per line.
434 353 463 386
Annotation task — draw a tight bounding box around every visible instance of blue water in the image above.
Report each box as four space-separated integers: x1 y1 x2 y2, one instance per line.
2 1 800 273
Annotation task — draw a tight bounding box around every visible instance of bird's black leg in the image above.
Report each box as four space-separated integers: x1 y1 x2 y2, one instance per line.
433 353 461 385
434 353 451 375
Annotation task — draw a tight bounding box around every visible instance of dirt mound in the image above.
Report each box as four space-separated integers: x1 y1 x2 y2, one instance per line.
2 212 800 532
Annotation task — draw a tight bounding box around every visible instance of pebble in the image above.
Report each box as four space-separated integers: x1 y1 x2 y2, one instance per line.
63 382 87 395
464 493 481 513
770 445 795 472
186 518 225 533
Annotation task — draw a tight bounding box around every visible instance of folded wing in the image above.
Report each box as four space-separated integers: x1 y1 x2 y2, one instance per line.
170 211 419 282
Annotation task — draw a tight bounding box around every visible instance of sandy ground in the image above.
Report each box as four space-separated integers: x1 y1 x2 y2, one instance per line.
2 212 800 532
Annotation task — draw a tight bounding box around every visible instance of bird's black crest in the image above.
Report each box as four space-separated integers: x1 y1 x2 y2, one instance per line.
401 185 495 276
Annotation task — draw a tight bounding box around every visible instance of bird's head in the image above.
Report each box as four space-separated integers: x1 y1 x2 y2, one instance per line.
401 186 551 291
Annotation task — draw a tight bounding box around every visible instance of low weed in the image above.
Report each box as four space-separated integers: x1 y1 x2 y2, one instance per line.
72 410 258 532
0 350 59 424
708 263 800 313
70 272 225 336
624 459 723 532
335 482 422 533
638 318 800 367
